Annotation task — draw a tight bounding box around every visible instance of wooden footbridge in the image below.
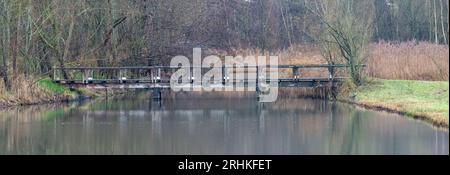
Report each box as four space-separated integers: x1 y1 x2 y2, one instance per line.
53 64 359 99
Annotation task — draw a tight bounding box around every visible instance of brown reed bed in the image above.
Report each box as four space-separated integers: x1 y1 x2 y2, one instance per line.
366 41 449 81
209 41 449 81
0 75 72 108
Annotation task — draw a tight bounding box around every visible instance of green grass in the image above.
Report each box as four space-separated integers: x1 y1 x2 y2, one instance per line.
37 78 73 95
353 79 449 126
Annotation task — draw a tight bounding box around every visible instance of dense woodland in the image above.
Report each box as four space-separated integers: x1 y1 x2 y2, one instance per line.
0 0 449 89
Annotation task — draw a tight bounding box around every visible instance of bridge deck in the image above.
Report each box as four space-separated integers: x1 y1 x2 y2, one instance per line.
56 78 347 89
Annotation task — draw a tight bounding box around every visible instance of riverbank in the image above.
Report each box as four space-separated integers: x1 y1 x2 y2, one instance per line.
0 76 113 109
339 79 449 128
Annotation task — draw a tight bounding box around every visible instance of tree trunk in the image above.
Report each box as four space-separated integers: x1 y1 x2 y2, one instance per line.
280 3 292 46
109 0 119 65
12 9 21 74
433 0 439 44
439 0 447 45
1 1 11 90
59 9 76 80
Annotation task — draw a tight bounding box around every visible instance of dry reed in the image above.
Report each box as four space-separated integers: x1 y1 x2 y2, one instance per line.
366 41 449 81
210 42 449 81
205 42 448 99
0 74 72 107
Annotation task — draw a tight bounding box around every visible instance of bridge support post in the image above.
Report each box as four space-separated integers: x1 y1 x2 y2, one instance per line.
328 65 337 98
256 89 262 101
256 66 261 101
152 88 162 101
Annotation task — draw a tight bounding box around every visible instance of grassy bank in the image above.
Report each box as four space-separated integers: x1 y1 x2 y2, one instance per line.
340 79 449 127
36 78 76 96
0 75 107 108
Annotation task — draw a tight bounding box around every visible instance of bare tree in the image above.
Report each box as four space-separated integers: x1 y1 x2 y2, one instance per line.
1 0 12 90
309 0 374 86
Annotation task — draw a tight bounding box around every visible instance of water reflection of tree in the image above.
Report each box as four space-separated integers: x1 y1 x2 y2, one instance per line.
339 109 362 155
327 104 363 155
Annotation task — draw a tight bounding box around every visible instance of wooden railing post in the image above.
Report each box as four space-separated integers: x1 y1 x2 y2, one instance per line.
53 66 57 80
190 68 194 84
119 69 123 83
157 68 161 83
293 66 299 79
328 65 335 80
82 69 86 84
222 65 226 85
145 68 149 82
150 69 154 83
88 69 92 84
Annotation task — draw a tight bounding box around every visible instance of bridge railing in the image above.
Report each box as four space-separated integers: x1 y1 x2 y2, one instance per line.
52 64 365 84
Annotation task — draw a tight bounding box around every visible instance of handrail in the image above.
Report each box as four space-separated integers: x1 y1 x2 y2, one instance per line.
52 64 365 84
53 64 365 70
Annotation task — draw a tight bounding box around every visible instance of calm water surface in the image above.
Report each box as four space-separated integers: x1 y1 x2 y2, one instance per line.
0 94 448 155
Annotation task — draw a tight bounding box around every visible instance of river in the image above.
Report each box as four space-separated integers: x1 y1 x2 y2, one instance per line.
0 93 448 155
